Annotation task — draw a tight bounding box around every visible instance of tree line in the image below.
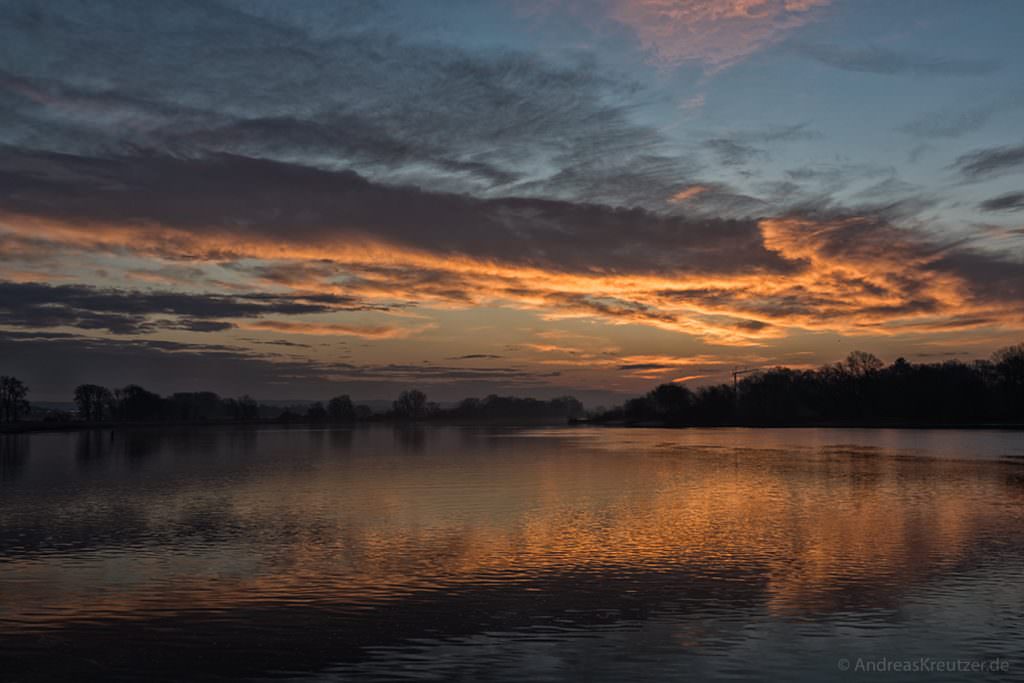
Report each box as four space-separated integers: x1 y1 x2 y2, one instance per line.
69 385 378 424
0 380 584 426
2 344 1020 428
278 390 583 423
590 345 1024 427
384 390 583 421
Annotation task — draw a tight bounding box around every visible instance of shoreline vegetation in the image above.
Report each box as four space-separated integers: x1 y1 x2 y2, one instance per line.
1 345 1021 434
0 386 586 434
586 346 1023 430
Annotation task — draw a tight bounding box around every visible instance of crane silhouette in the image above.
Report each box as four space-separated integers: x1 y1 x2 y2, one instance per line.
731 367 758 393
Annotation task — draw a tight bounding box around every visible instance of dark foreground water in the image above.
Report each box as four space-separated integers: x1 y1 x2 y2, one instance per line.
1 426 1023 682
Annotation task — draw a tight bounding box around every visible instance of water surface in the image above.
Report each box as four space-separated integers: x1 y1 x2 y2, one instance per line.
2 426 1022 681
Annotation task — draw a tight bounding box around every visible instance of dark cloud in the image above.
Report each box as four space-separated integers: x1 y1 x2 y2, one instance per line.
0 0 1020 372
0 307 153 336
617 363 672 371
978 191 1024 213
543 293 678 326
930 250 1024 304
178 114 522 188
0 0 697 207
733 319 770 331
952 143 1024 180
169 319 237 333
242 338 315 349
228 260 339 286
795 43 999 77
1 148 1021 341
800 207 1024 307
447 354 503 360
0 149 794 277
0 281 379 335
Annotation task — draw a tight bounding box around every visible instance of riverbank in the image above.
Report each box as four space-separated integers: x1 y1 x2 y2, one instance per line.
0 415 577 435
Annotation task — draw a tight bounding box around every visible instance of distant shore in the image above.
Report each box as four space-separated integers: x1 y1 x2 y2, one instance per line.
0 415 575 435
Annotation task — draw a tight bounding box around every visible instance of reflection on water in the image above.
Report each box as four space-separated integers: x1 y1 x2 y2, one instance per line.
1 426 1022 681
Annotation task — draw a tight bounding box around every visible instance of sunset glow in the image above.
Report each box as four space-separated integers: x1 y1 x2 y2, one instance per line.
1 1 1022 403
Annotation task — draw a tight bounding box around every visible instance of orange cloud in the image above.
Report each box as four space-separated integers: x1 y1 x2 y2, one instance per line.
609 0 830 70
240 320 433 339
2 205 1022 350
669 185 709 203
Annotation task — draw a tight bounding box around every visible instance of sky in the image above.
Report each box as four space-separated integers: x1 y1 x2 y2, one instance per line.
1 0 1023 404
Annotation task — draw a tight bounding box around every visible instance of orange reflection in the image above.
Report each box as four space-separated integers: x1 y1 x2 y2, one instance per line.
3 431 1021 628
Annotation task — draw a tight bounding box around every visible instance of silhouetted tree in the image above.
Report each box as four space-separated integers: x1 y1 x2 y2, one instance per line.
613 383 698 425
0 376 29 423
445 394 584 420
994 344 1024 381
549 396 585 419
737 368 815 423
623 396 655 423
74 384 113 422
594 346 1024 427
845 350 884 377
648 383 694 425
168 392 224 421
111 385 163 422
306 401 328 422
393 389 428 419
234 395 260 421
455 397 481 416
993 344 1024 418
692 384 734 425
327 395 356 422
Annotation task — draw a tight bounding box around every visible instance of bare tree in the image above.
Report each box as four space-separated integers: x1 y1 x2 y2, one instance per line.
0 376 30 423
74 384 113 422
327 395 355 422
306 401 328 422
393 389 428 419
845 351 884 377
993 344 1024 388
